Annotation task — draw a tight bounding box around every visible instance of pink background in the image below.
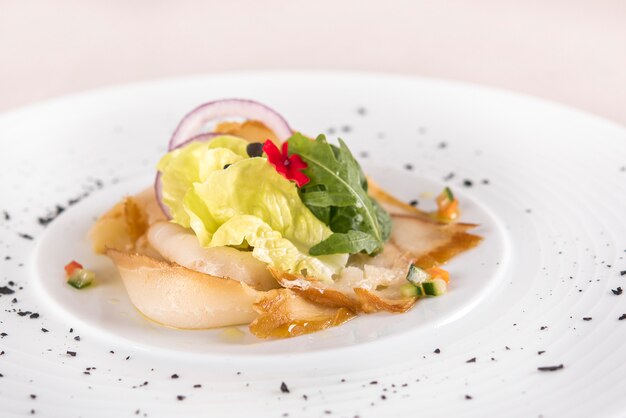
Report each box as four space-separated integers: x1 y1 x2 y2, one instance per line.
2 0 625 125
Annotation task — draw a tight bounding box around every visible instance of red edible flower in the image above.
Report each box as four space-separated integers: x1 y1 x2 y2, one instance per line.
262 140 310 187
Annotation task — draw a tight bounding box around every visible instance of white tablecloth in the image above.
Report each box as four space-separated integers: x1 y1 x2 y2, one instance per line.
1 0 625 125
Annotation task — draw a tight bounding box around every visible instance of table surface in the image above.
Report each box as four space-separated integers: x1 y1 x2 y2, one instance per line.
2 0 625 126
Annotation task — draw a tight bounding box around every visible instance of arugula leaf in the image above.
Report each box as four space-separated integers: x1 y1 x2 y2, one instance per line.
288 133 391 255
371 196 392 241
301 191 355 207
329 205 361 233
309 230 380 256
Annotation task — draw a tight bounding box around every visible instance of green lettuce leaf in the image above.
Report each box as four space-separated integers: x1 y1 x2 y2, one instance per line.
157 136 248 227
205 135 250 157
211 215 347 280
180 157 346 281
308 230 380 256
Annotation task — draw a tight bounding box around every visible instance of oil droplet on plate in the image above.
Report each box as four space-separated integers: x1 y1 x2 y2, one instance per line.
220 327 245 341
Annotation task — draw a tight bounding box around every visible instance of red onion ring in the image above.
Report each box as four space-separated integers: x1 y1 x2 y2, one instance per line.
155 133 222 219
168 99 292 151
154 171 170 218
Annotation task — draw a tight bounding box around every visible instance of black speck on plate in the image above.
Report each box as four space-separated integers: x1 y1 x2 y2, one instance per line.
538 364 564 372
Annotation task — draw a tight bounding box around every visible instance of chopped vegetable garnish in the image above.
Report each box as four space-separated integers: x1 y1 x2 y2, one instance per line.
64 260 83 277
400 283 419 298
403 264 448 297
67 269 95 289
426 266 450 283
400 283 425 298
65 260 94 289
435 187 460 222
422 278 447 296
406 264 430 285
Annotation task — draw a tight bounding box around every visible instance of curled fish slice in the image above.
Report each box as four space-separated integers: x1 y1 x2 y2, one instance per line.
147 221 278 291
89 188 166 254
106 249 354 337
249 289 355 339
107 249 260 329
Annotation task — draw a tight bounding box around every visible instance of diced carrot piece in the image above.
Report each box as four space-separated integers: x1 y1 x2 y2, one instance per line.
426 266 450 283
439 198 459 221
436 194 450 211
435 187 459 222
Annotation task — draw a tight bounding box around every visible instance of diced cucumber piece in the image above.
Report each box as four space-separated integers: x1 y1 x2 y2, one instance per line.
406 264 430 285
67 269 94 289
400 283 418 297
400 283 425 298
422 278 447 296
415 285 425 297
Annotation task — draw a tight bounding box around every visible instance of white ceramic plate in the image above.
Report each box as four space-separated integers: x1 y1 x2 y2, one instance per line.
1 72 625 418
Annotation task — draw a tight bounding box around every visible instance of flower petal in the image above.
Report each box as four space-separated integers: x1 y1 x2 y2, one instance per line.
274 162 289 176
288 154 308 170
262 140 282 162
290 170 310 187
